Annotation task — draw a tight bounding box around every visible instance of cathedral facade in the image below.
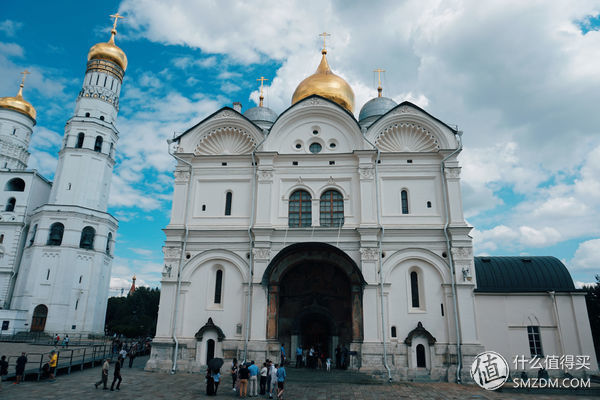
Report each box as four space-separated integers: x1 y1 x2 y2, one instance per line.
0 18 126 335
148 46 597 381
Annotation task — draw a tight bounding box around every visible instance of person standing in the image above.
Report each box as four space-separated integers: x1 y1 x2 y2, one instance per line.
238 362 249 398
280 344 286 366
295 345 302 368
127 345 136 368
95 358 109 390
63 335 69 348
231 358 238 391
205 368 214 396
110 356 122 391
48 350 58 381
259 362 268 395
15 352 27 384
0 355 8 389
212 369 221 395
119 347 127 367
269 364 278 399
248 360 259 397
276 364 286 400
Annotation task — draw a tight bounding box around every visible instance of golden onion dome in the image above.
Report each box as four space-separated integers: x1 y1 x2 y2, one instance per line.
87 28 128 71
0 83 36 122
291 49 355 113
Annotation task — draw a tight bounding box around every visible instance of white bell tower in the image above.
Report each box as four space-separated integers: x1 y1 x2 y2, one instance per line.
9 14 127 335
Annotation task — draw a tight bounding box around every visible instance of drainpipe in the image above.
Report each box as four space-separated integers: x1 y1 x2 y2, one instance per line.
548 291 565 357
244 134 267 362
440 130 463 383
362 129 392 382
167 138 192 374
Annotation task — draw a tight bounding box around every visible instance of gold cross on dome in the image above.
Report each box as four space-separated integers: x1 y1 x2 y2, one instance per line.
20 70 31 86
257 76 268 107
374 68 385 97
319 32 331 51
109 12 124 31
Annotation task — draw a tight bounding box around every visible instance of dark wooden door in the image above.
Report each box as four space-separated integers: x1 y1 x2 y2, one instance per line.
31 304 48 332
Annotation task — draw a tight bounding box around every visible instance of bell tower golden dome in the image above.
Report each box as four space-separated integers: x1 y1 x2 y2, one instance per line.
87 13 128 75
0 70 36 122
291 33 355 113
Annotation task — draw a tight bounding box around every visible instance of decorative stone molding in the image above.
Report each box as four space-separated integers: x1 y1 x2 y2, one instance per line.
213 110 234 119
194 317 226 342
253 248 271 260
300 97 323 107
404 321 437 346
358 167 375 180
393 105 416 115
78 85 120 110
174 170 190 183
360 247 379 261
444 167 461 179
76 254 93 261
195 127 255 155
327 176 335 185
451 247 472 260
42 252 59 259
163 246 181 260
257 169 273 182
375 122 439 152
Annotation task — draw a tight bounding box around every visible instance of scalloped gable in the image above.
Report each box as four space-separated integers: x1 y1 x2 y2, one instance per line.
366 101 459 151
173 107 265 154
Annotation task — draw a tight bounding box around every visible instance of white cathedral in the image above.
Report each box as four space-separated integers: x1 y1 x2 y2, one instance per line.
147 44 598 382
0 19 126 335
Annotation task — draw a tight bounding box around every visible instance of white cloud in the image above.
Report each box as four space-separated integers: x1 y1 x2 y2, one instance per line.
0 42 23 57
570 239 600 271
0 20 23 37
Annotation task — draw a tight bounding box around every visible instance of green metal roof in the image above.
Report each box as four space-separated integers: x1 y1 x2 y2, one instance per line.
474 256 577 293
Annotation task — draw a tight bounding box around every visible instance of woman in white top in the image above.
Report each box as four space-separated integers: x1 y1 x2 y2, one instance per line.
260 362 268 395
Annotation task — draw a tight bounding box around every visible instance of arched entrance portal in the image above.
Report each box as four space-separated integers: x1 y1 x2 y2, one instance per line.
31 304 48 332
263 243 365 358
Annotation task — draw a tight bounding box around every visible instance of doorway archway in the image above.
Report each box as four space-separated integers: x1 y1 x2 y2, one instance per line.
31 304 48 332
262 243 365 357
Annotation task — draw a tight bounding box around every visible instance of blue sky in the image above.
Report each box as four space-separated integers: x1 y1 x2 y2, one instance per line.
1 1 599 293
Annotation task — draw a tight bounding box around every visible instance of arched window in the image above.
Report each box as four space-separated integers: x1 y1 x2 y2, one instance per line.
76 132 85 148
5 197 16 212
410 271 420 308
106 232 112 254
391 326 397 338
416 344 426 368
5 178 25 191
289 190 311 227
94 136 103 152
224 192 232 216
401 190 409 214
0 234 4 243
47 223 64 246
320 190 344 227
79 226 95 249
214 269 223 304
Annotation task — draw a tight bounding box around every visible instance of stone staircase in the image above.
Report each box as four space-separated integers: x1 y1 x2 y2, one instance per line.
285 367 379 385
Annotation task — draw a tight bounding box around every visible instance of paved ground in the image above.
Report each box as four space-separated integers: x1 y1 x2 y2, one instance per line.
1 356 597 399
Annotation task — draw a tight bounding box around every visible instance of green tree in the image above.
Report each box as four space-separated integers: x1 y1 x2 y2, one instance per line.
583 275 600 362
105 287 160 337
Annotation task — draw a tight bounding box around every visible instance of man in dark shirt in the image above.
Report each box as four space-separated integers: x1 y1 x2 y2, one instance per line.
15 352 27 384
111 355 122 391
238 363 250 397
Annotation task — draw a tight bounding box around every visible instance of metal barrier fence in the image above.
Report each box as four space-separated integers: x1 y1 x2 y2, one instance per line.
2 343 112 381
0 332 110 347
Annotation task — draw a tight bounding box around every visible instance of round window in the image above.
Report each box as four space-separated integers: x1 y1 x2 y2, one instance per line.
309 143 322 154
312 129 319 135
329 142 336 149
295 143 302 149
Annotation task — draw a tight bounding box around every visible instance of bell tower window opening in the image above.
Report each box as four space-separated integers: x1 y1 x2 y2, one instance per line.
94 136 103 152
320 190 344 227
401 190 409 214
5 197 16 212
76 133 85 148
214 269 223 304
106 232 112 255
47 222 64 246
29 224 37 246
5 178 25 191
289 190 312 227
224 191 232 216
79 226 95 250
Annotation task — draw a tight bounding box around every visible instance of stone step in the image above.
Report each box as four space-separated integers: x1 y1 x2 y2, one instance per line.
285 367 379 385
